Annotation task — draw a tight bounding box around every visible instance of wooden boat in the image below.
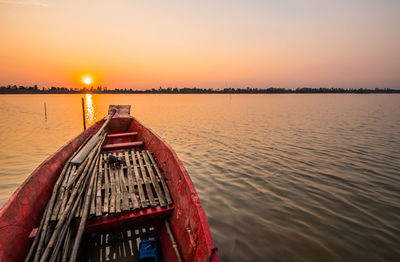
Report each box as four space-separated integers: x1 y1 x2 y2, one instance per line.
0 105 219 262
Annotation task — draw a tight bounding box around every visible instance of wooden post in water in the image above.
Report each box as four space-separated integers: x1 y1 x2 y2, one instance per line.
44 102 47 120
81 97 86 130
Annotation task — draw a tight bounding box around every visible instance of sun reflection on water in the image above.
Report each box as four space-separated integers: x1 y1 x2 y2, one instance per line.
85 94 96 125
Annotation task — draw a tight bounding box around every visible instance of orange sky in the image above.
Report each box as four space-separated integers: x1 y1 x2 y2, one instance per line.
0 0 399 89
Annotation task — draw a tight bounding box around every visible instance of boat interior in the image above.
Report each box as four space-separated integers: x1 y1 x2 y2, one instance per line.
30 106 182 262
77 129 178 261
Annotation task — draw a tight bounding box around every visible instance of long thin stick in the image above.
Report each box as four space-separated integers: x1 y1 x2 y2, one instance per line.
82 97 86 130
70 155 100 261
24 203 50 262
39 137 104 262
49 183 85 262
52 136 92 220
165 220 183 262
71 110 115 165
61 228 72 262
32 151 77 262
66 130 105 189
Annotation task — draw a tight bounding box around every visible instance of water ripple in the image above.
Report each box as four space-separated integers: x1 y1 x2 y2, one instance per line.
1 94 400 261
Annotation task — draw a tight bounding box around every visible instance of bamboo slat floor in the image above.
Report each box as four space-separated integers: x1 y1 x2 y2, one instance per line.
50 150 172 222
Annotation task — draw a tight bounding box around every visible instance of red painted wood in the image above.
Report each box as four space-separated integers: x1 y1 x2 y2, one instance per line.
85 206 174 233
106 131 138 138
28 228 38 239
102 141 143 150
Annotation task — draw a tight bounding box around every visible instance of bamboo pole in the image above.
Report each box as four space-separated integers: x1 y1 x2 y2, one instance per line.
62 227 74 262
71 109 116 165
95 154 103 216
39 164 89 262
39 135 105 262
48 186 84 262
24 203 50 262
165 220 183 262
147 151 172 205
61 228 72 262
90 156 98 215
103 158 110 213
66 131 105 189
32 151 78 262
124 151 139 209
69 155 100 262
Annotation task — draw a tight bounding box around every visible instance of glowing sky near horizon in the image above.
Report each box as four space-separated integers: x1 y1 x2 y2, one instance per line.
0 0 399 89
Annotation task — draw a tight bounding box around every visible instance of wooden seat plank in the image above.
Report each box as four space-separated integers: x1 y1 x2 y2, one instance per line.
107 132 138 139
85 206 174 233
102 141 143 151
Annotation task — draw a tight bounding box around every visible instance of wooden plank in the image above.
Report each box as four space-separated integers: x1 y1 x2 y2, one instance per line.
109 161 116 213
107 131 138 139
124 151 140 209
146 151 172 205
136 151 156 207
119 153 130 211
131 150 147 208
103 154 110 214
96 154 103 216
102 141 143 151
142 150 167 207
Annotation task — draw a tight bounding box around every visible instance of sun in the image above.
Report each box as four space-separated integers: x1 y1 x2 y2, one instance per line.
82 76 93 85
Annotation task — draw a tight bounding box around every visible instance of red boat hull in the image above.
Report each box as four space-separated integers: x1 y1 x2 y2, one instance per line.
0 116 219 262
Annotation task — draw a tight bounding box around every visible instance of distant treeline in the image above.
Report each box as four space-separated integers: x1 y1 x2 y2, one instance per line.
1 85 399 94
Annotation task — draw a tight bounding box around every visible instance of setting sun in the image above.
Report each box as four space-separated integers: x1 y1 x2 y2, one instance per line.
82 76 93 85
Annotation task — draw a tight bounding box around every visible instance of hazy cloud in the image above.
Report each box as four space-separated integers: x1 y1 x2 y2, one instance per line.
0 0 48 6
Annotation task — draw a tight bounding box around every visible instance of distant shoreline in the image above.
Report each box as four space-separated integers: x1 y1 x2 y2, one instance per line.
1 85 399 94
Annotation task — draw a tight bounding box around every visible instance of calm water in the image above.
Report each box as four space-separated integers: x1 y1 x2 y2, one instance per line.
0 94 399 261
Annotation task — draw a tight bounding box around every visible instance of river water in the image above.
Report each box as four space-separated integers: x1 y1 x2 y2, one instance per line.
0 94 399 261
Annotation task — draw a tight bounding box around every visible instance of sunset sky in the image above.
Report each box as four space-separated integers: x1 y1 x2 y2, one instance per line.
0 0 399 90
